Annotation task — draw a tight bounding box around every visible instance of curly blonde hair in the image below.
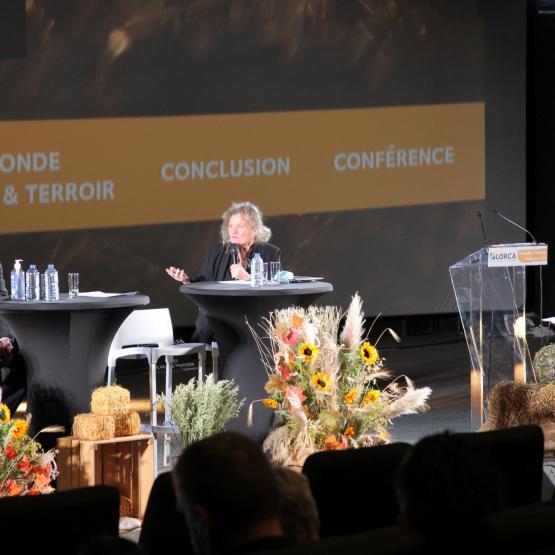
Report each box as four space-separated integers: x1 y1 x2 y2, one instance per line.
220 201 272 243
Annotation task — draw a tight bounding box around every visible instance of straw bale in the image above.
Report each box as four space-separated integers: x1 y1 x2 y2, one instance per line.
486 381 555 429
114 412 141 437
91 385 131 416
486 381 534 429
72 413 115 440
529 383 555 423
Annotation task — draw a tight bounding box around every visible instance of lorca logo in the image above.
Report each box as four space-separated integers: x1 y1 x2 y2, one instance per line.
490 252 517 260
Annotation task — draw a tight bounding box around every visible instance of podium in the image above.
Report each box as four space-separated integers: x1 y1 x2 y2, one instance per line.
449 243 548 429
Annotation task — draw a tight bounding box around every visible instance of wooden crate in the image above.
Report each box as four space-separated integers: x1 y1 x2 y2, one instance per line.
56 433 154 518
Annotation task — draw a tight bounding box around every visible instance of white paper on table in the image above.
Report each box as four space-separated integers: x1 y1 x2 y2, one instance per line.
216 280 251 285
78 291 138 297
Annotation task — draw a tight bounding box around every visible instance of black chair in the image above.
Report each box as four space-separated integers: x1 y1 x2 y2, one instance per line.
139 471 195 555
0 485 119 554
302 442 412 537
485 499 555 554
453 425 545 508
247 525 426 555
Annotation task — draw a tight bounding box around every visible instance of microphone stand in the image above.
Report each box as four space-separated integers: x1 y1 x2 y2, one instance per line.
492 209 546 344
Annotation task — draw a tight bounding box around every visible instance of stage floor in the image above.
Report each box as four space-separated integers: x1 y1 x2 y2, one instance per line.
110 330 472 450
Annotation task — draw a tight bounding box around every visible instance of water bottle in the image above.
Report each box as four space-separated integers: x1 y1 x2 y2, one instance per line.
44 264 60 301
250 253 264 288
25 264 40 301
10 259 25 300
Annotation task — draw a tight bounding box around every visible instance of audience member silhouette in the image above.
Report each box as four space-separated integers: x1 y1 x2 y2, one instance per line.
173 431 292 555
395 432 507 553
272 466 319 542
0 262 26 415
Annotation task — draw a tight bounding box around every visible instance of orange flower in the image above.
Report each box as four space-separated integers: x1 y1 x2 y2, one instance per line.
324 435 338 450
265 374 286 394
344 426 355 438
344 389 358 405
286 385 307 405
292 314 304 328
33 472 51 488
262 398 279 410
27 488 41 496
363 390 380 405
5 444 17 459
11 419 28 440
324 435 346 450
7 480 24 497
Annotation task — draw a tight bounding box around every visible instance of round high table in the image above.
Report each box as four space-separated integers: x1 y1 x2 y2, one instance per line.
180 281 333 443
0 294 150 446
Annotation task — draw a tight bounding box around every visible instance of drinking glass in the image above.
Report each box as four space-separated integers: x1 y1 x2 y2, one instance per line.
263 262 269 285
68 273 79 298
270 261 281 284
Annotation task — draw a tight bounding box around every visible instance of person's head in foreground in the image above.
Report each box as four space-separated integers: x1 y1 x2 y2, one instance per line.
173 431 284 555
272 465 320 541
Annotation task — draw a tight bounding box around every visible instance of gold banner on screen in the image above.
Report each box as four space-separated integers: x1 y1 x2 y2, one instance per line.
0 102 484 233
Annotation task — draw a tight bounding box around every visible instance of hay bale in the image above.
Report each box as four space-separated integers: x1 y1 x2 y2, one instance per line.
486 380 555 430
91 385 131 416
72 413 115 440
114 412 141 437
486 381 534 429
529 383 555 423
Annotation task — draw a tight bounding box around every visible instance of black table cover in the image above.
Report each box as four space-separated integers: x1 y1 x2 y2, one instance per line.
0 293 150 445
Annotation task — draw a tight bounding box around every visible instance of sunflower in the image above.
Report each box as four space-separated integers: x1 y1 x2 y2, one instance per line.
310 372 331 391
360 341 379 365
0 403 11 423
298 342 319 362
262 398 279 410
363 389 380 404
11 419 28 439
344 388 358 405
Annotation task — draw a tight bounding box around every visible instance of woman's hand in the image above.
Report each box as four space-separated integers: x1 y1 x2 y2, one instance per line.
229 263 250 281
165 266 191 284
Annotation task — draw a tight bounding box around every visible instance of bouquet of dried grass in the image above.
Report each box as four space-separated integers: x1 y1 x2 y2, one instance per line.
169 374 244 448
249 293 432 466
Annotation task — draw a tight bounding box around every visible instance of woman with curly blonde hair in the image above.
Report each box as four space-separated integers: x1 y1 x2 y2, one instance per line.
166 201 280 341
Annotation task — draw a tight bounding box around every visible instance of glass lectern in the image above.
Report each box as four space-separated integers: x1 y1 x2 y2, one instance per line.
449 243 548 429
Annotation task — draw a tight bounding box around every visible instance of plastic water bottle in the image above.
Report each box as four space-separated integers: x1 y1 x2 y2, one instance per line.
250 253 264 288
44 264 59 301
25 264 40 301
10 259 25 300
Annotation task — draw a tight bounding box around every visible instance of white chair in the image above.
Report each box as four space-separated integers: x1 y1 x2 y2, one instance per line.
106 308 218 473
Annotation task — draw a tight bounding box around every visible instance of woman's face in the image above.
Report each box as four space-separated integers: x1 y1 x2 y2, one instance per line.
228 213 256 249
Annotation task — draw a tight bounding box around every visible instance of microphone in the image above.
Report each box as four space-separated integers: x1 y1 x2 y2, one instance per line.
492 209 538 244
493 209 547 341
477 211 488 249
229 243 239 265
